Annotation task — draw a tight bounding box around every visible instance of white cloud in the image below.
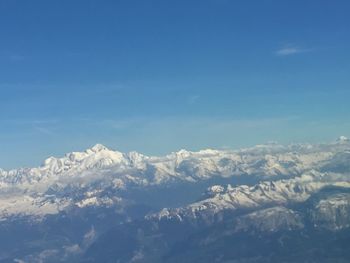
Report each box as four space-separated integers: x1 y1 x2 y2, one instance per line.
275 45 310 56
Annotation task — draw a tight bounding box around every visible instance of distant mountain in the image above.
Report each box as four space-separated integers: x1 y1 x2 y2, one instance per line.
85 181 350 263
148 171 350 225
0 138 350 262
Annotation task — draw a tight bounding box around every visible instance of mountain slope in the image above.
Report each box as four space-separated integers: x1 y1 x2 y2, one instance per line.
1 138 350 262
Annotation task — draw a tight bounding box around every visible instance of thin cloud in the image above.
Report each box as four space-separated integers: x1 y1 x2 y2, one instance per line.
9 54 25 62
275 45 310 56
0 119 59 126
187 95 200 105
34 126 56 136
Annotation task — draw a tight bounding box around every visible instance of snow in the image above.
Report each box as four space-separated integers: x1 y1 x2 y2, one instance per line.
1 139 350 219
337 136 349 143
234 206 304 232
151 171 350 222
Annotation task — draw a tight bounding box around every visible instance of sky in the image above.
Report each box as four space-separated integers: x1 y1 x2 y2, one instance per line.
0 0 350 169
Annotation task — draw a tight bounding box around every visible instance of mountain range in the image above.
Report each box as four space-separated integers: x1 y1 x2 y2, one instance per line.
1 137 350 262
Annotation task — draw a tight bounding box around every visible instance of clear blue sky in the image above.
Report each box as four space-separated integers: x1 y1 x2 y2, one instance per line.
1 0 350 169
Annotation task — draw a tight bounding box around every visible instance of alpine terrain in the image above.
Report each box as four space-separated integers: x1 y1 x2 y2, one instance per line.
1 137 350 262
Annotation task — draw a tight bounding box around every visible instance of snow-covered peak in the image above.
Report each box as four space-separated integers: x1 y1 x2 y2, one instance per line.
234 206 304 233
88 143 109 153
127 151 148 167
205 185 225 197
41 144 127 172
0 139 347 188
1 139 350 220
173 149 192 159
337 136 349 143
149 171 350 223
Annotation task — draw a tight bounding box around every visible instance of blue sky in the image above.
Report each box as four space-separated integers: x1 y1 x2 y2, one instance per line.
1 0 350 169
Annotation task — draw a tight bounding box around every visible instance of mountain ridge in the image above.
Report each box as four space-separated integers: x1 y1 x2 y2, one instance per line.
0 138 349 220
1 138 350 262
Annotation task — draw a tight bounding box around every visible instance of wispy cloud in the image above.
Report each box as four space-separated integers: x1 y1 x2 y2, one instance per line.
9 54 25 62
0 51 25 62
0 119 59 126
187 95 200 105
275 45 310 56
0 118 59 137
74 115 301 154
33 126 56 136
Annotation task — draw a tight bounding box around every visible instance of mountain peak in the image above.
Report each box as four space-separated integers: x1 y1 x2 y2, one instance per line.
337 136 349 143
89 144 109 153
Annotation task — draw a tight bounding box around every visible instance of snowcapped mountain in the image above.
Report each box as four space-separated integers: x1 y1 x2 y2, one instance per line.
1 138 350 262
148 171 350 224
233 206 304 233
0 138 349 220
2 138 348 188
84 174 350 263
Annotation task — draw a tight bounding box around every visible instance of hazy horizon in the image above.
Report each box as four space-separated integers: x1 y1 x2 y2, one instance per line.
1 0 350 168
